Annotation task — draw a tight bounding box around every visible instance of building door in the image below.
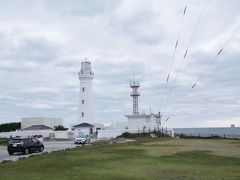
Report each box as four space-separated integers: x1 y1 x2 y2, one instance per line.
90 128 93 135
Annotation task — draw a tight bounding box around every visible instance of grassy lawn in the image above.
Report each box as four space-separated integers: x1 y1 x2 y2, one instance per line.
0 138 240 180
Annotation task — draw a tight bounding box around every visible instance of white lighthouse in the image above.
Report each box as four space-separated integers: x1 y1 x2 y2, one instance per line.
78 61 94 124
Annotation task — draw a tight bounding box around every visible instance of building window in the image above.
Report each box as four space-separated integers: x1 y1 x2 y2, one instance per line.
81 112 84 117
82 100 84 104
82 87 85 92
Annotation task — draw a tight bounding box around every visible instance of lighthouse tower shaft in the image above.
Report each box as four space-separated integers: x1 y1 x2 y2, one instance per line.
78 61 94 124
130 81 140 115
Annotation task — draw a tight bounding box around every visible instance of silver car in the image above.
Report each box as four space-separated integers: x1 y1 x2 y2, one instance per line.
74 134 90 144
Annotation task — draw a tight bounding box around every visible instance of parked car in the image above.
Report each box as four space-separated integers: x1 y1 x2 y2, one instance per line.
7 137 44 155
74 134 90 144
32 135 44 142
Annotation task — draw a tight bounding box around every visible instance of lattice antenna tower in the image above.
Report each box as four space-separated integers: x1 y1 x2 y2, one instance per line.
130 72 140 115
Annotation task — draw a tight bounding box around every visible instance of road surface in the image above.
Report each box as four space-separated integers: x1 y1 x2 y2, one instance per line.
0 140 91 163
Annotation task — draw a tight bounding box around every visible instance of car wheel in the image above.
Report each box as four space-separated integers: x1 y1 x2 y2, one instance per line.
8 151 13 155
24 148 29 155
40 146 44 152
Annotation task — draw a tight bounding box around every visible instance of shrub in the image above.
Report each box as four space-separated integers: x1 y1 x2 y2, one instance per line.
0 138 10 146
118 132 151 138
54 125 68 131
176 133 233 140
0 122 21 132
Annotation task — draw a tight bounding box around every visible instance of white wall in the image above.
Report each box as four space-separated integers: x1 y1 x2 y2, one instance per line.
128 117 147 130
103 123 114 130
128 115 157 130
127 114 159 131
97 130 125 139
0 130 73 139
54 131 71 139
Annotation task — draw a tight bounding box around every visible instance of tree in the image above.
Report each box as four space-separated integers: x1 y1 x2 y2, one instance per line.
54 125 68 131
0 122 21 132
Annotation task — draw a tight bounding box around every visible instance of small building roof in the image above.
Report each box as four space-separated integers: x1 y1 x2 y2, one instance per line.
22 125 53 131
73 123 94 128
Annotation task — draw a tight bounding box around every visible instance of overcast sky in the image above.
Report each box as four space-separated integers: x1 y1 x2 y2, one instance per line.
0 0 239 128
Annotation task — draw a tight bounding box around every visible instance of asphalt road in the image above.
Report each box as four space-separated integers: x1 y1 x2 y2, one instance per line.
0 140 90 163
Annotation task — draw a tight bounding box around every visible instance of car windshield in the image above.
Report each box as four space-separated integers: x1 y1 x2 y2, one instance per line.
11 139 23 143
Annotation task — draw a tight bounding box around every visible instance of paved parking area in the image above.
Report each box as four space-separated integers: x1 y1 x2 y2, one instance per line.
0 140 94 163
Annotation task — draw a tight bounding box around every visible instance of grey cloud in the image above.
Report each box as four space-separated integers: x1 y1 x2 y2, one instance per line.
0 0 239 128
0 37 59 72
14 38 59 63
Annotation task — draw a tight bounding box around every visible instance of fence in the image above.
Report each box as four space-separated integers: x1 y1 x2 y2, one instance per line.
0 128 175 140
0 130 73 140
97 129 174 139
174 127 240 139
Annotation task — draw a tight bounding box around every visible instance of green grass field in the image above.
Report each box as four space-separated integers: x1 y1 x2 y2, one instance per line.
1 138 240 180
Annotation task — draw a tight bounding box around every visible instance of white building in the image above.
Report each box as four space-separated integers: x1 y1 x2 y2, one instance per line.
21 117 63 130
93 74 175 139
125 78 158 131
126 113 158 131
73 123 94 136
78 61 95 125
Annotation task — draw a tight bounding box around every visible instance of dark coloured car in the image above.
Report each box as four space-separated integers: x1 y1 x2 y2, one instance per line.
7 137 44 155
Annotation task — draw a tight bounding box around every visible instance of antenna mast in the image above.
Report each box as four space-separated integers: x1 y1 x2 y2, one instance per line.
130 73 140 114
